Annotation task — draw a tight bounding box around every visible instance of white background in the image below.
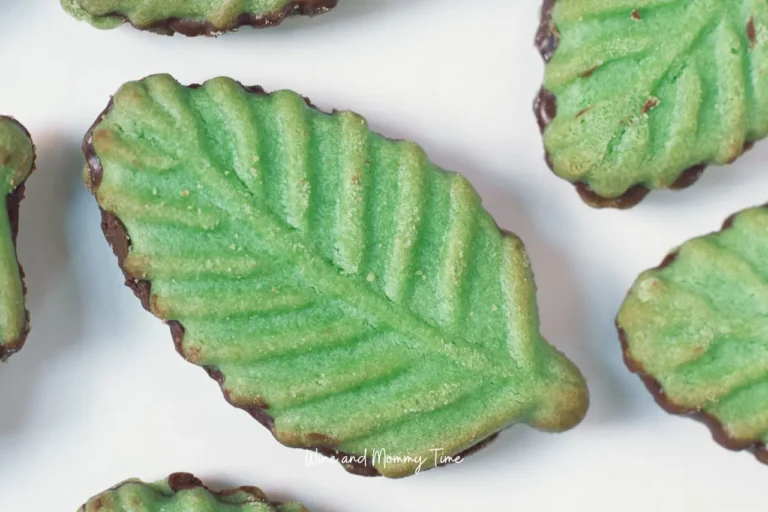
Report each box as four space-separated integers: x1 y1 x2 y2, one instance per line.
0 1 766 510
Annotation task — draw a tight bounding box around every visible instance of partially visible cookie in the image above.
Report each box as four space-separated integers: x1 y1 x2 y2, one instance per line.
61 0 338 36
79 473 308 511
536 0 767 208
83 74 588 478
618 205 768 464
0 117 34 362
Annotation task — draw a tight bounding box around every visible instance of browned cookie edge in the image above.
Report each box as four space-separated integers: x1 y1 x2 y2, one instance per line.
86 0 338 36
0 116 34 362
534 1 751 209
78 472 286 511
83 77 503 477
616 211 768 464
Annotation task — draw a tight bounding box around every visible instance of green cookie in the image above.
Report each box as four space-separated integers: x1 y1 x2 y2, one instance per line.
83 74 588 478
79 473 308 512
0 117 34 362
62 0 338 36
536 0 768 208
618 205 768 465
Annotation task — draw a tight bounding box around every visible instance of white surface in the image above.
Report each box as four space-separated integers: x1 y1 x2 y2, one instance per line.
0 1 766 510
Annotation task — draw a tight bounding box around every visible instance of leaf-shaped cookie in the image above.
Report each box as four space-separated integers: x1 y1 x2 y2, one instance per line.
83 74 588 478
0 117 34 362
80 473 308 512
618 206 768 464
536 0 768 208
61 0 338 36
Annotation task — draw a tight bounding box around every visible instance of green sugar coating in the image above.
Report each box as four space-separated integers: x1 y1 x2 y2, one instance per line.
61 0 335 33
543 0 768 201
0 117 33 361
618 205 768 462
85 74 588 478
79 474 308 512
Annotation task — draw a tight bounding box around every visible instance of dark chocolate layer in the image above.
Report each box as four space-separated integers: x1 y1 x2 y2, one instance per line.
0 117 34 361
617 211 768 464
534 1 749 209
84 77 502 477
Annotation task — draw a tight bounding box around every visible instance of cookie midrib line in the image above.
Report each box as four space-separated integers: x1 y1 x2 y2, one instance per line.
97 131 534 383
550 5 724 171
537 0 763 207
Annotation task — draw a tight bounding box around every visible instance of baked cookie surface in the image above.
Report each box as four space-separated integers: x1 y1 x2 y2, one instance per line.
83 74 589 478
0 117 34 362
62 0 338 36
618 205 768 464
537 0 768 208
79 473 307 511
